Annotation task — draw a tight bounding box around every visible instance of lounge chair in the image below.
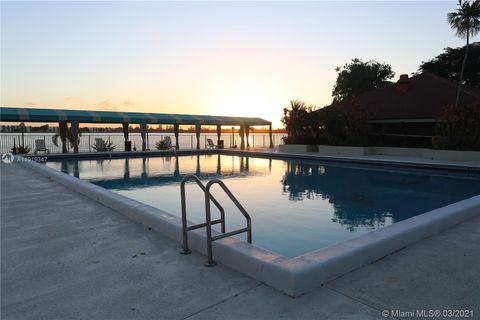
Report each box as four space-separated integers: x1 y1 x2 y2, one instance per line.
206 138 217 149
34 139 50 154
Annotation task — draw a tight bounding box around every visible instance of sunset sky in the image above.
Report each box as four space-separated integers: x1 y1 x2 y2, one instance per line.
1 1 471 127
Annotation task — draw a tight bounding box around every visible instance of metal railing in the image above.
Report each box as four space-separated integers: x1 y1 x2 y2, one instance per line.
204 179 251 266
0 133 286 154
180 175 226 255
180 175 252 266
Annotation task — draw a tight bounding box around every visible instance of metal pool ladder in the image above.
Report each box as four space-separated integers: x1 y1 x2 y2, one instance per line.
180 174 252 266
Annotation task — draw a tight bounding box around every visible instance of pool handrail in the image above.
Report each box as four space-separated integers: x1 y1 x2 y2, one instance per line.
180 174 225 254
204 179 252 266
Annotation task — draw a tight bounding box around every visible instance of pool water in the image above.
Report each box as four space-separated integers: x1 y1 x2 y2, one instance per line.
47 154 480 257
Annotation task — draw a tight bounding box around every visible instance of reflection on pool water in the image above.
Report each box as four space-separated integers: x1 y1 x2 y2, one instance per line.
47 154 480 257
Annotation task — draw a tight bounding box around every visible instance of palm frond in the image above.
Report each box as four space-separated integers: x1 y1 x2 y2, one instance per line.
448 0 480 38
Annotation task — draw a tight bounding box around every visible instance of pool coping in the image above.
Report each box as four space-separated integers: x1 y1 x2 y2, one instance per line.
222 150 480 172
41 148 480 172
15 154 480 297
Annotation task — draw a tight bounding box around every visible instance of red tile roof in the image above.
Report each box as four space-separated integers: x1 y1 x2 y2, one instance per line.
331 73 480 121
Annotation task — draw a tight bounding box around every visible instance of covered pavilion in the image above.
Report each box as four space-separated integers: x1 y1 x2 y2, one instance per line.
0 107 273 152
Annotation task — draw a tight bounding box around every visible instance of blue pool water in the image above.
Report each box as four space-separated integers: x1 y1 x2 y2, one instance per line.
47 154 480 257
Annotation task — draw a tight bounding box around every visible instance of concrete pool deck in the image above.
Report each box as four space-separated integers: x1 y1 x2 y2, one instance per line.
1 162 479 319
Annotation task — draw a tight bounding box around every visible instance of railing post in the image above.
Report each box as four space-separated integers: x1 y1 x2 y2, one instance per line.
203 179 251 265
180 181 192 255
204 186 216 267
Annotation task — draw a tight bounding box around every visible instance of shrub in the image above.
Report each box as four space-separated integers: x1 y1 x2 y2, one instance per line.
155 140 169 150
92 141 116 152
11 145 30 154
318 106 368 146
433 104 480 151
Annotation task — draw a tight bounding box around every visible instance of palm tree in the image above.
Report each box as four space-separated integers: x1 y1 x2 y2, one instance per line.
52 128 81 151
281 100 310 142
447 0 480 108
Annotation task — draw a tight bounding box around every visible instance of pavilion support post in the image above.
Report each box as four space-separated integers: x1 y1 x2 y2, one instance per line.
122 123 130 151
140 123 147 151
70 121 79 153
216 124 222 148
245 125 250 149
59 121 68 153
216 125 221 141
269 123 274 149
240 125 245 150
20 123 25 148
195 124 201 150
174 124 180 150
146 130 150 150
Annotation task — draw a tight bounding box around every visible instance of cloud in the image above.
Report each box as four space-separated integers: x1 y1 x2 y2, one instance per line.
23 99 134 111
25 101 42 106
95 100 118 111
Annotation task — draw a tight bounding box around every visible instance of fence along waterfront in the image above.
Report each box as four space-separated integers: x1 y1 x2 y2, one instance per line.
0 133 286 154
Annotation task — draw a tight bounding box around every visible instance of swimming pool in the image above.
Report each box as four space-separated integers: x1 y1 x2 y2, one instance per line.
47 154 480 258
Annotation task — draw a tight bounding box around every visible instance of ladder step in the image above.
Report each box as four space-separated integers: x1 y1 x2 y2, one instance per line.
212 227 250 241
186 219 223 231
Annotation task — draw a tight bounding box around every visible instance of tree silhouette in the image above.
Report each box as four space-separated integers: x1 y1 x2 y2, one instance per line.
419 42 480 87
332 58 394 102
447 0 480 107
281 100 317 144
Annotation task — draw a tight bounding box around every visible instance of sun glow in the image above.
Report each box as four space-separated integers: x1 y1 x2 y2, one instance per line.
210 80 287 128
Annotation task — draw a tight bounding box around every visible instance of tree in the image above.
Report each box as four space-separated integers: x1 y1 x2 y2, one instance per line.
419 42 480 87
447 0 480 107
332 58 394 102
52 128 81 151
281 100 317 144
281 100 368 146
